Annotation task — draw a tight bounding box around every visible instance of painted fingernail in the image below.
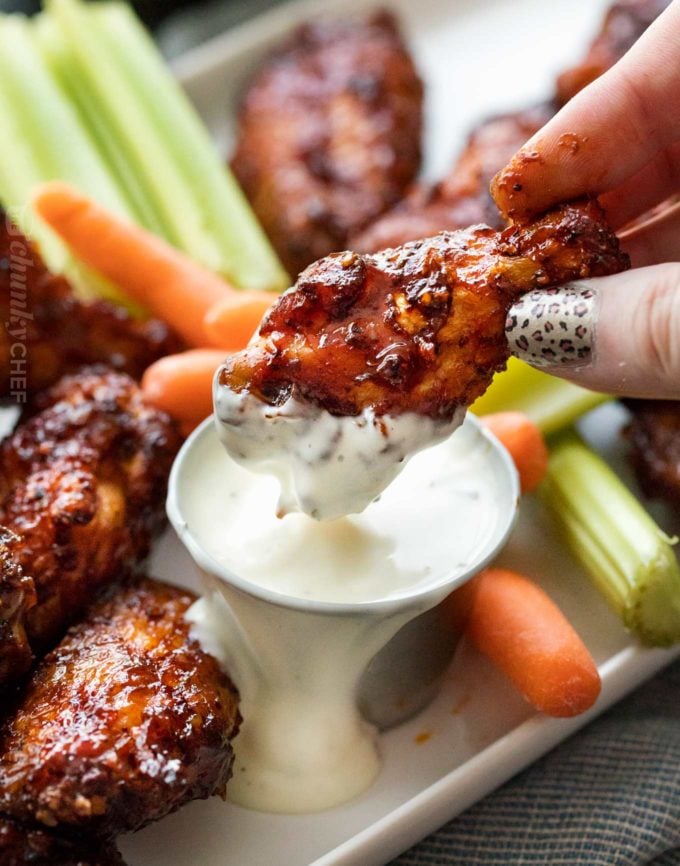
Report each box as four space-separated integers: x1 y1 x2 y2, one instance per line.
506 285 597 368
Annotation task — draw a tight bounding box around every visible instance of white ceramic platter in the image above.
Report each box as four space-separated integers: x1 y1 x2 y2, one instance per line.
118 1 678 864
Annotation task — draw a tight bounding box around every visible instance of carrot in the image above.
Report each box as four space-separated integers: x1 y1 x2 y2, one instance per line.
141 349 227 425
481 411 549 493
461 567 601 718
203 292 276 349
179 419 203 439
32 181 254 347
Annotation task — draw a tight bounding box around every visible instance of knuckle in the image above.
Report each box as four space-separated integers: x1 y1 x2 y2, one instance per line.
637 264 680 386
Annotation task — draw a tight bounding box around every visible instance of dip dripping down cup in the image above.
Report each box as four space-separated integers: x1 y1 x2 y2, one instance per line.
167 413 519 814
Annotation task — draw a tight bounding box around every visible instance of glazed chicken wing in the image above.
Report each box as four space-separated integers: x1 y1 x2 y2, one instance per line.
0 578 240 838
624 400 680 505
556 0 671 104
0 815 125 866
219 200 629 419
0 528 35 686
0 369 181 680
352 104 554 253
231 10 423 277
0 214 180 401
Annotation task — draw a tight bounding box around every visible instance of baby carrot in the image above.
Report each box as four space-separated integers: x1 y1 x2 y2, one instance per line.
141 349 227 426
33 181 244 347
481 411 549 493
463 567 601 718
203 292 276 349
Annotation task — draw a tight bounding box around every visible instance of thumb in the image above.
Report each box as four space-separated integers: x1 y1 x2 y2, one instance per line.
506 264 680 399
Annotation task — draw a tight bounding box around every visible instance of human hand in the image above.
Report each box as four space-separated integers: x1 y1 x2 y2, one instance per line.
496 0 680 398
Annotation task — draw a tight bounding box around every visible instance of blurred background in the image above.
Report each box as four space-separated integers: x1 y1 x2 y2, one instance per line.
0 0 285 55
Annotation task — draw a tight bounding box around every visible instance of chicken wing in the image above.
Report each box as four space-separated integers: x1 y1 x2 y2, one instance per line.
556 0 671 104
0 369 181 677
352 105 554 253
231 11 423 277
0 815 124 866
0 213 180 401
0 578 240 838
0 528 35 686
624 400 680 505
219 200 628 419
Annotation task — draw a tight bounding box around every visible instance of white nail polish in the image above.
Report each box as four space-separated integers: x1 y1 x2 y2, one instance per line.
506 285 597 368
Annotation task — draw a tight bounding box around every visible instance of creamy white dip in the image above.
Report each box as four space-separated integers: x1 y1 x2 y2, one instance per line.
188 590 402 813
175 419 516 812
183 419 502 604
213 385 465 521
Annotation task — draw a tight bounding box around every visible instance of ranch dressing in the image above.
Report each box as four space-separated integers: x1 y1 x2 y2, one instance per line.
188 590 407 813
186 421 501 603
214 386 465 521
178 420 512 812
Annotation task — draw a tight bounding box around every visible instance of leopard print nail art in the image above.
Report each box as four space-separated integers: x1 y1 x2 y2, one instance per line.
505 286 596 368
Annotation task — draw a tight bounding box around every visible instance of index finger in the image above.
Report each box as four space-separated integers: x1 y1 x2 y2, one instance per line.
491 0 680 220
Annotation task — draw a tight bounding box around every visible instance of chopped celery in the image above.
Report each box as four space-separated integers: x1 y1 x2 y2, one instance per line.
46 0 288 292
540 430 680 646
34 12 167 238
46 0 216 261
471 357 610 434
0 17 128 214
0 16 134 302
96 2 289 291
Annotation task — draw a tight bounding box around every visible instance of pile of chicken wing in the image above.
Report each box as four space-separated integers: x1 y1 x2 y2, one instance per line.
0 221 241 865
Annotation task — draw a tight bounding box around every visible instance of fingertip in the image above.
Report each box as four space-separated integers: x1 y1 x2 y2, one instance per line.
508 265 680 399
492 116 613 220
492 1 680 221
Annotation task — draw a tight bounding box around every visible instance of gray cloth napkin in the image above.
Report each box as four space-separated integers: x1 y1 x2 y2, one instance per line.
390 659 680 865
159 3 680 863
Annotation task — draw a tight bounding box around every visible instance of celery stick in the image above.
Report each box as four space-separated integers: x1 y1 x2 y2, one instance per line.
0 68 64 268
540 430 680 646
95 1 288 291
34 13 166 238
471 357 609 435
0 17 128 215
0 15 134 303
45 0 212 261
46 0 288 292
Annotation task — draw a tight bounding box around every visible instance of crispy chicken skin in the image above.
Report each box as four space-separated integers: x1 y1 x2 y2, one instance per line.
624 400 680 504
556 0 671 104
231 10 423 277
352 105 554 253
0 815 125 866
0 369 181 671
0 528 35 686
220 200 629 418
0 214 180 400
0 578 240 838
